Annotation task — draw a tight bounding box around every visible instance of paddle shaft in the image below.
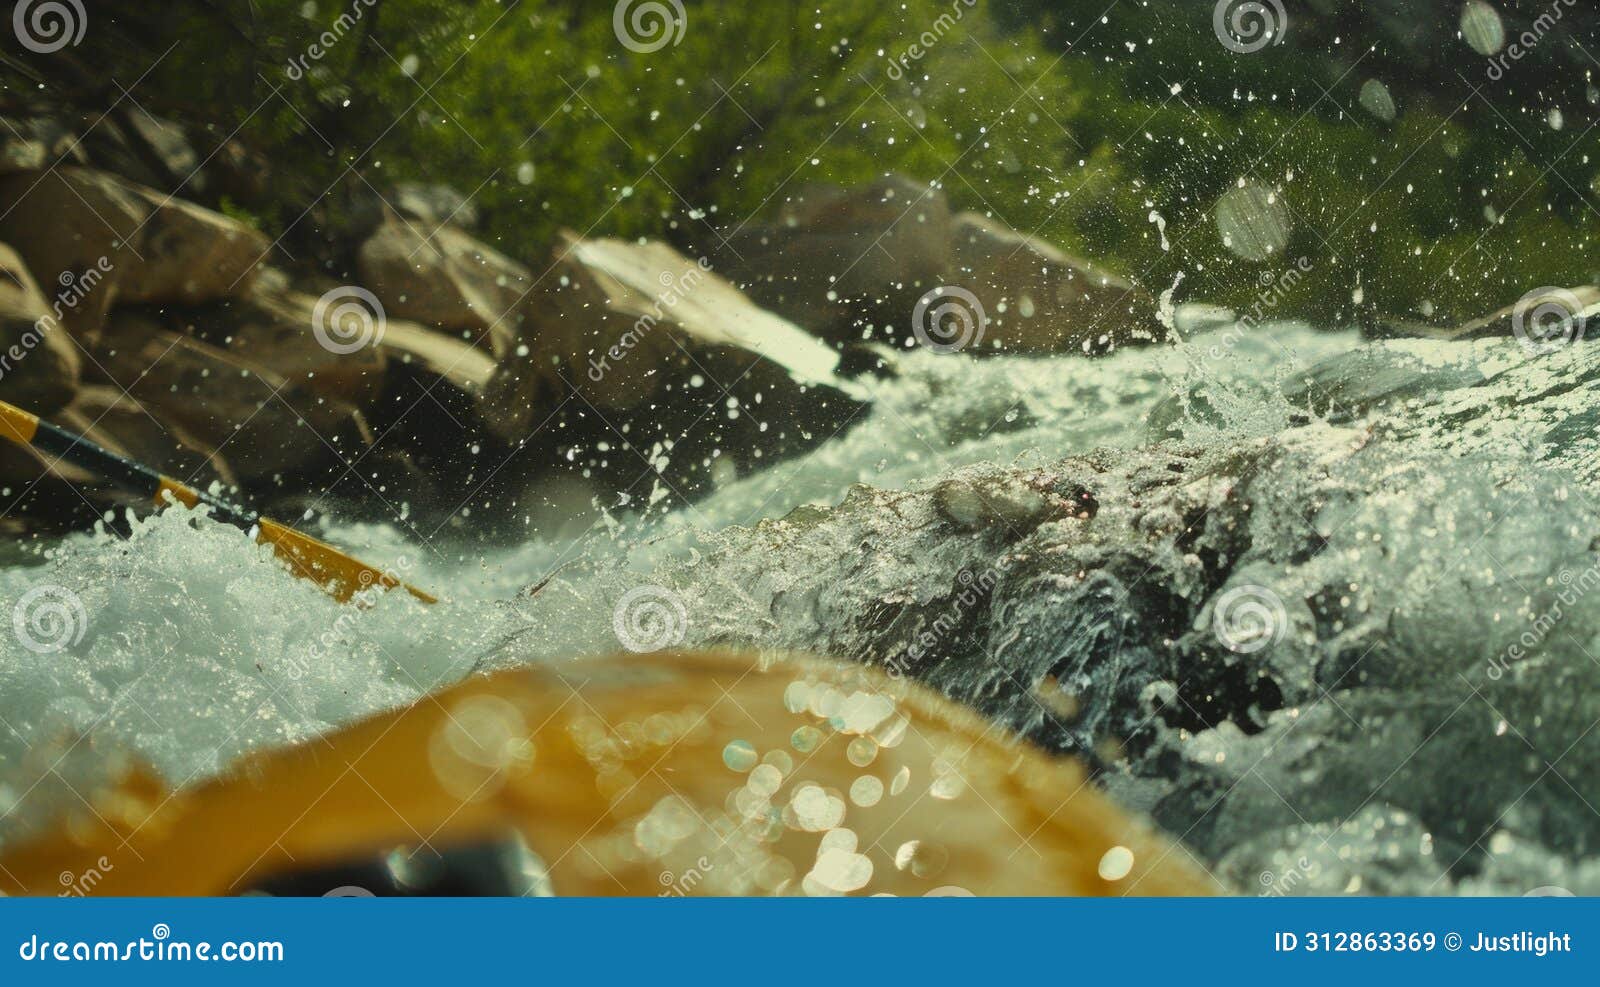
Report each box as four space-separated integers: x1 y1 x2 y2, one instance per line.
0 399 434 604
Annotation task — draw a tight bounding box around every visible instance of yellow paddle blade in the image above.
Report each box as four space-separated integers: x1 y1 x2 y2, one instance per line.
256 519 436 605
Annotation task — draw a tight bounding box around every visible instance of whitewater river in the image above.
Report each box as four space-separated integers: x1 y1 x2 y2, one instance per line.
9 320 1597 896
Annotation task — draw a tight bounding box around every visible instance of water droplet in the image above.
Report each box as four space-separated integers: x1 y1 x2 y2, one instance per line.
810 848 874 893
722 739 758 772
890 766 911 796
850 775 884 807
846 736 878 767
791 725 824 753
1098 845 1135 881
894 840 949 879
1460 0 1505 56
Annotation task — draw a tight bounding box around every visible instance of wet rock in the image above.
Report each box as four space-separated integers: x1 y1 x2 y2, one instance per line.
93 321 373 495
1280 339 1490 422
709 174 953 343
0 241 81 412
613 330 1600 891
933 472 1055 533
949 210 1161 354
707 175 1157 356
101 273 502 522
393 182 480 230
660 442 1248 753
160 276 387 409
487 232 869 497
1366 285 1600 345
355 210 531 357
0 168 269 341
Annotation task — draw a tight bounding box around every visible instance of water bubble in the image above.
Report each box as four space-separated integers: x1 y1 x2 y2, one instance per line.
722 739 757 772
791 724 824 753
1214 181 1291 262
810 847 874 893
790 783 846 831
747 763 783 798
1358 79 1396 123
850 775 884 807
1098 845 1135 881
890 766 911 796
820 828 859 853
895 840 950 879
1460 0 1505 56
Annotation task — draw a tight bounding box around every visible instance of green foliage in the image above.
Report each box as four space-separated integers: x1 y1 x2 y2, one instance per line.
66 0 1600 324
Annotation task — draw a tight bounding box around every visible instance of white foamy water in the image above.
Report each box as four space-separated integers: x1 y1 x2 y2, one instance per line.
0 322 1357 843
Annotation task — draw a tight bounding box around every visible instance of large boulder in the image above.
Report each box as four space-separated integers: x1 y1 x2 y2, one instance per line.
0 241 80 412
950 211 1160 354
709 174 954 343
93 320 373 494
0 168 269 341
486 232 869 497
355 211 531 358
107 275 503 523
707 175 1160 354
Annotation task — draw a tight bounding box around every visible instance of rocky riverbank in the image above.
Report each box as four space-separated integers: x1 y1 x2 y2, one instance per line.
0 102 1174 542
